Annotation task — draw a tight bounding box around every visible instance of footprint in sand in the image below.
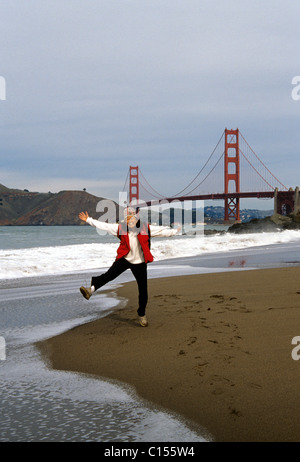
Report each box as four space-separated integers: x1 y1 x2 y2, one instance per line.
210 294 225 301
178 350 186 356
229 406 242 418
211 388 224 395
211 381 236 397
210 374 235 388
193 361 209 377
247 382 262 389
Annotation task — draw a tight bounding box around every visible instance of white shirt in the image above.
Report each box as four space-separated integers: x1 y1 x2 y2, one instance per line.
86 217 178 264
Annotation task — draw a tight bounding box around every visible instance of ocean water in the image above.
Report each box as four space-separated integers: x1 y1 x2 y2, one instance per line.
1 225 300 442
1 225 300 280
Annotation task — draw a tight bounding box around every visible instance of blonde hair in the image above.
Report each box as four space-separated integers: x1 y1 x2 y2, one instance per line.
126 215 137 225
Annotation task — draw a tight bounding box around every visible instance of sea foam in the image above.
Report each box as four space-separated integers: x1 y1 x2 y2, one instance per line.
1 229 300 280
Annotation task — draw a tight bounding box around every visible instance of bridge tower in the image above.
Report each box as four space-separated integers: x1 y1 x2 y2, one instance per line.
224 128 240 222
129 166 139 205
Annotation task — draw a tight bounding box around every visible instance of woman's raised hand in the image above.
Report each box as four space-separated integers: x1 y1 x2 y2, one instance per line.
78 211 89 222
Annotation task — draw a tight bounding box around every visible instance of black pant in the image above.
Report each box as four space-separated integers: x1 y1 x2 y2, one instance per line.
91 258 148 317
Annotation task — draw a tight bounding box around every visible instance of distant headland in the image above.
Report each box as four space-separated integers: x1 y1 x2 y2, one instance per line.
0 184 118 226
1 184 300 231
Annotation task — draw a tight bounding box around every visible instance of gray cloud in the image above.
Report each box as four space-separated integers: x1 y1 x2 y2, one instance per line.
0 0 299 205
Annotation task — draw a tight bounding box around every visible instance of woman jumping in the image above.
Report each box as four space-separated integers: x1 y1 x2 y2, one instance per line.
78 207 180 327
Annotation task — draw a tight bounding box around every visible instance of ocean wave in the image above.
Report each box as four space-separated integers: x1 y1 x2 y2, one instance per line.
1 229 300 280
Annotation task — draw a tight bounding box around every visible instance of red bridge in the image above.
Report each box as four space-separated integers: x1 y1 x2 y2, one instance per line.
123 129 298 223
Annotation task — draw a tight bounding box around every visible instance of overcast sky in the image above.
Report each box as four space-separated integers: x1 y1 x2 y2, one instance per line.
0 0 299 209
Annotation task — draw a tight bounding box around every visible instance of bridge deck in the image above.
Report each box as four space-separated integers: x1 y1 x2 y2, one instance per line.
142 191 275 207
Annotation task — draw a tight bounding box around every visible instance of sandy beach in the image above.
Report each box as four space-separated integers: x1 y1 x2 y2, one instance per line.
38 266 300 442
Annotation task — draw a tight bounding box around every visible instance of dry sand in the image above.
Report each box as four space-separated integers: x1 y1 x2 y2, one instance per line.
38 267 300 442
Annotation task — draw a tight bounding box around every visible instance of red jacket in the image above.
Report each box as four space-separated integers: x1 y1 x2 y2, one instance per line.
116 223 153 263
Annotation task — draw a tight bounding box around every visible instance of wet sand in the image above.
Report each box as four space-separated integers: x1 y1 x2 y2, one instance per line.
38 267 300 442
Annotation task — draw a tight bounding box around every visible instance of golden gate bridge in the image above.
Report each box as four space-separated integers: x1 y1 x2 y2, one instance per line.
123 128 298 223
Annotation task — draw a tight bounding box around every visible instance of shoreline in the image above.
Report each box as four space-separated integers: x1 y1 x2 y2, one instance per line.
37 266 300 442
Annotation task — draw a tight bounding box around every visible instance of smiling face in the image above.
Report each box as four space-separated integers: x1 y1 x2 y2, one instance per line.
127 215 138 228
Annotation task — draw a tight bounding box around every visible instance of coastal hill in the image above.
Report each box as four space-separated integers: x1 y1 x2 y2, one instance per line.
0 184 119 226
2 183 299 230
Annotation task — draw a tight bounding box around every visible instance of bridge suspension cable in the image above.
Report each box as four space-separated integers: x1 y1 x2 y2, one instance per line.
122 168 130 193
168 130 225 198
137 130 226 200
124 128 288 207
182 150 225 196
239 131 288 191
139 169 166 200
